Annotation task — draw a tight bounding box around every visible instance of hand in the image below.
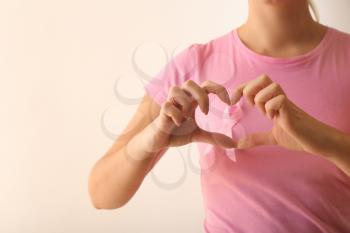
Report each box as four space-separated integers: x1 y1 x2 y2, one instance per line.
231 74 331 156
144 80 237 152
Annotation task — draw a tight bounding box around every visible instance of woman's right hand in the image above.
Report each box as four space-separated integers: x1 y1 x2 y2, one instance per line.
142 80 237 153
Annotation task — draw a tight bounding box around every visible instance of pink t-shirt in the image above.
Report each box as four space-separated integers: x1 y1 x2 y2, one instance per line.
144 26 350 233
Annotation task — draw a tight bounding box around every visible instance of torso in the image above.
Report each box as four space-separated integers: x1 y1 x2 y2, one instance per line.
194 26 350 233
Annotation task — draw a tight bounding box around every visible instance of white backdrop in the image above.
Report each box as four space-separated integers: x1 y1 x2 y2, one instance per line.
0 1 349 232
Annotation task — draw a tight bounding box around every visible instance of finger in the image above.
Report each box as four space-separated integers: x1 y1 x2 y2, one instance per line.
237 131 276 149
191 128 236 149
230 83 245 105
168 86 194 118
242 74 273 105
161 101 184 126
200 80 231 105
265 94 287 120
231 74 272 105
254 82 284 115
182 80 209 114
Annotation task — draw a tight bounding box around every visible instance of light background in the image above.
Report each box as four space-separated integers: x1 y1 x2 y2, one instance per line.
0 0 349 232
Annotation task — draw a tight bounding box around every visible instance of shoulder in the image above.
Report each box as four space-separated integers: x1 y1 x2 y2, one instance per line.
192 29 234 51
328 27 350 54
168 29 235 77
331 27 350 41
157 30 234 78
183 29 236 73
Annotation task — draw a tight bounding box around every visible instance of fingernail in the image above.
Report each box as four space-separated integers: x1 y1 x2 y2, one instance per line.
225 95 231 105
230 94 239 105
229 96 235 105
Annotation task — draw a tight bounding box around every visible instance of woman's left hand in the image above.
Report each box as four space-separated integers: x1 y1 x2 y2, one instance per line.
230 74 334 156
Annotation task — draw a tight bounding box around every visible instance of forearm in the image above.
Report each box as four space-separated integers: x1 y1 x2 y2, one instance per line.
308 120 350 176
319 126 350 176
88 128 167 209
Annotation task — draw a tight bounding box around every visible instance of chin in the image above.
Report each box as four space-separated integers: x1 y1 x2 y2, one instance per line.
260 0 304 5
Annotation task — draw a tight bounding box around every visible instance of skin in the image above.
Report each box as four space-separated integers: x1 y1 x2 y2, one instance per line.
231 74 350 177
88 0 350 209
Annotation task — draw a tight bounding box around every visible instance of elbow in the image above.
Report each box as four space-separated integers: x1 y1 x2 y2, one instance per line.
89 195 127 210
90 201 124 210
88 179 128 210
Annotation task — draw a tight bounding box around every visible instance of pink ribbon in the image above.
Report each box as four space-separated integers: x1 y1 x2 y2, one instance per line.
221 99 245 162
199 98 245 163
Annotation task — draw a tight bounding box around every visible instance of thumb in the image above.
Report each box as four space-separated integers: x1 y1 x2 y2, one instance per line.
237 130 276 149
191 128 237 149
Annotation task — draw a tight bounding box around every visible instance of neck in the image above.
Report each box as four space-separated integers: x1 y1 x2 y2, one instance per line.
238 1 327 57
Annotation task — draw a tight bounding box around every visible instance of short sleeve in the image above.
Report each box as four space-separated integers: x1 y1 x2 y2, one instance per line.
144 44 198 106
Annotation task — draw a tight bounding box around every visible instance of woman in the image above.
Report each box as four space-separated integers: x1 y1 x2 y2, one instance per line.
88 0 350 232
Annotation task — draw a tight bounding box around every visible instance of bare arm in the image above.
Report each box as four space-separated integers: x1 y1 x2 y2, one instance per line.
88 80 235 210
88 94 165 209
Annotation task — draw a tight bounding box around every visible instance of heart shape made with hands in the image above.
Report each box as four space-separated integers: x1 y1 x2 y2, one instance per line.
172 75 295 162
194 74 309 163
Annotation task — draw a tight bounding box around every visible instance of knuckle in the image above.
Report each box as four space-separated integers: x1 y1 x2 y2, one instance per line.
201 79 211 86
280 94 287 102
254 96 263 104
183 96 192 106
242 87 249 96
260 74 270 82
181 88 193 98
271 82 280 90
184 79 195 87
169 85 179 93
174 109 182 117
163 101 172 110
180 92 192 103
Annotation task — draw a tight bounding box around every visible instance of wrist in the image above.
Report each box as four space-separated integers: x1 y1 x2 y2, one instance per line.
124 133 156 163
322 129 350 176
323 128 350 158
128 121 167 156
